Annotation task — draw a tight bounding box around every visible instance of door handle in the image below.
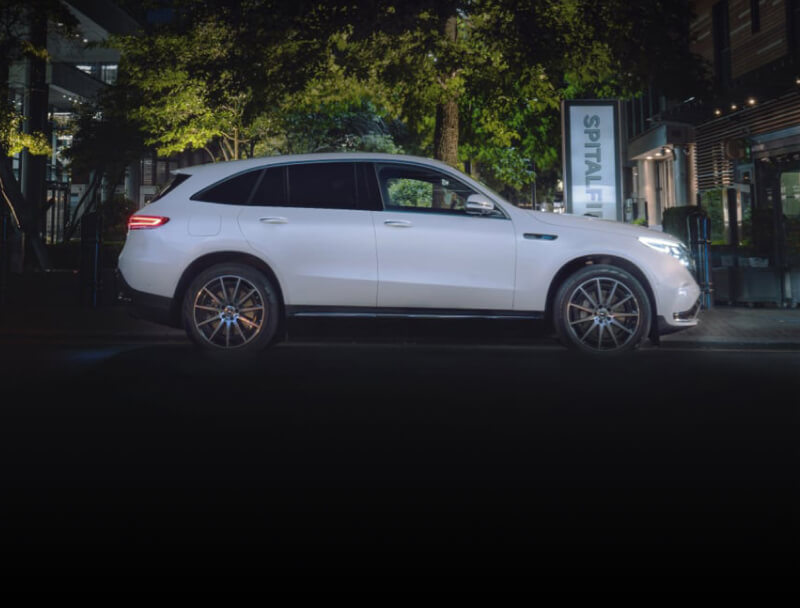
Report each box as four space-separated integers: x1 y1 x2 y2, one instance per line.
259 216 288 224
384 220 413 228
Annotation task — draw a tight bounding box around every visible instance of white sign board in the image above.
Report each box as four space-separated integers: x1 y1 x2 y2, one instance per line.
562 101 622 220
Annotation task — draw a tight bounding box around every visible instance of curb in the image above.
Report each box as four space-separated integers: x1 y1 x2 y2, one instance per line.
659 339 800 351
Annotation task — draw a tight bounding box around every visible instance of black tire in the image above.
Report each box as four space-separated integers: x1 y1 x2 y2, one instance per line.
182 263 280 353
553 264 652 355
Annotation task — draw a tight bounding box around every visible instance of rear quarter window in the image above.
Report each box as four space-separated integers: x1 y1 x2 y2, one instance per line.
151 173 190 203
191 169 262 205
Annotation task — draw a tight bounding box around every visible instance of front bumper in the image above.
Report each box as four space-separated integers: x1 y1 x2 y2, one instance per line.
656 297 701 336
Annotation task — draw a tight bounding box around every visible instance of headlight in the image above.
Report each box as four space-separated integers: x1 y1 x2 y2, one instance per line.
638 236 695 271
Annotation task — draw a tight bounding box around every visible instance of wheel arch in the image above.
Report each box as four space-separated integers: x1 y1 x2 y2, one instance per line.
545 254 659 342
170 251 285 329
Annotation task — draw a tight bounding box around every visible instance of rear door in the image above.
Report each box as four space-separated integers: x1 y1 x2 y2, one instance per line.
237 162 378 307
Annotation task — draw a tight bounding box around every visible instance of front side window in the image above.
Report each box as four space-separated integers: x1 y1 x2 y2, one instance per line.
376 164 475 214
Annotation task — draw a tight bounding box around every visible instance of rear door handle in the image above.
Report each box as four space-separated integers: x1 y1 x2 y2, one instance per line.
259 216 288 224
384 220 413 228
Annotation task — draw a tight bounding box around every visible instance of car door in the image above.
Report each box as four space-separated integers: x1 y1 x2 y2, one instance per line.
237 162 378 308
372 162 516 311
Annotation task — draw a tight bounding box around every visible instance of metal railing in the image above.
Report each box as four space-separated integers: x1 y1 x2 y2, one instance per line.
687 211 713 309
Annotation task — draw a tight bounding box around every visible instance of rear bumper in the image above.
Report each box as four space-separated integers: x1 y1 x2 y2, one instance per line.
116 269 178 327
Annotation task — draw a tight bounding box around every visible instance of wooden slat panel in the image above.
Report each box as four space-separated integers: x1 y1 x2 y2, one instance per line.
695 90 800 190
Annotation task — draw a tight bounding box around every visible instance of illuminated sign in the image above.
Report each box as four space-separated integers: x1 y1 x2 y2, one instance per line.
562 100 623 220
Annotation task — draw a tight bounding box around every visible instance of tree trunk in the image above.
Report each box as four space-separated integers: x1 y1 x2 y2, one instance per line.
433 14 459 172
21 4 49 270
434 99 459 167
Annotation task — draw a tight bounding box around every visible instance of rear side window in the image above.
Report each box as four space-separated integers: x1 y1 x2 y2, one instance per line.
288 163 358 210
250 167 287 206
191 169 261 205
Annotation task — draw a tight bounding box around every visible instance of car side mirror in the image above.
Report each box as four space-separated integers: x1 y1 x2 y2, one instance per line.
465 194 496 216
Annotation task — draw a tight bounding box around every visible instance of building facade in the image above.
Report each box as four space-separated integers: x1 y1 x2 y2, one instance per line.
6 1 140 249
4 0 195 258
626 0 800 306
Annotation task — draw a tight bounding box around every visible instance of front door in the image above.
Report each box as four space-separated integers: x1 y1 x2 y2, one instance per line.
372 162 516 311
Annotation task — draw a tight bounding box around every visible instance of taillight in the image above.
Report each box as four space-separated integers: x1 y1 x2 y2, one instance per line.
128 215 170 230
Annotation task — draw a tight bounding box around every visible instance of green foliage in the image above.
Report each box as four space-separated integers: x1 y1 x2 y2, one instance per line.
276 99 404 155
388 179 433 208
0 103 51 157
109 1 340 162
701 190 727 245
663 205 708 246
112 20 242 160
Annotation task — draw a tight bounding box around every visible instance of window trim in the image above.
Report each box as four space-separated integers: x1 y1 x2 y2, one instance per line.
188 159 507 217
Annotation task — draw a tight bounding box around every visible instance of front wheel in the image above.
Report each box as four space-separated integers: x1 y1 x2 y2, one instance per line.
553 264 652 355
182 263 280 352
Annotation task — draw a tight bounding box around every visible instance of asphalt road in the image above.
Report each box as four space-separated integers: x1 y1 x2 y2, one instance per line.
1 335 797 574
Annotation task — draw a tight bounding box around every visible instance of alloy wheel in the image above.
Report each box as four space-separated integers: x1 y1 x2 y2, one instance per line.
192 274 267 349
564 276 642 352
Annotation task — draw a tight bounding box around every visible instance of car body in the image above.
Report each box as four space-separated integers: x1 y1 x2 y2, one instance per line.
118 152 701 354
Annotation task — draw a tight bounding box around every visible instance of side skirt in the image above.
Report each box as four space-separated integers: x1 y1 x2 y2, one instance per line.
285 306 544 321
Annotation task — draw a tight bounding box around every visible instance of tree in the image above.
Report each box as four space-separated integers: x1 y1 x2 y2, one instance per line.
278 99 403 155
61 78 147 239
111 1 340 162
113 17 249 162
91 0 710 209
325 0 709 195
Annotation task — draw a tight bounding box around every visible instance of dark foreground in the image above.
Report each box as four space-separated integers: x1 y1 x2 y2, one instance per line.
1 330 797 575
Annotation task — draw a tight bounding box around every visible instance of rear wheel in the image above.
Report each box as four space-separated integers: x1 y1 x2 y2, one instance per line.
553 264 652 355
183 263 279 352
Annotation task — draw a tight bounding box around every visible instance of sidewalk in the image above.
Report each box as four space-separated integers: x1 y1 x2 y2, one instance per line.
0 270 186 343
659 305 800 349
1 270 799 348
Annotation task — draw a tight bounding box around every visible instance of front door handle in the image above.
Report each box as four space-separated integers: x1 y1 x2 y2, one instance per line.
384 220 413 228
259 216 288 224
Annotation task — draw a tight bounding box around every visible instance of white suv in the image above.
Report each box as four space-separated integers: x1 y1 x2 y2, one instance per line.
118 153 701 354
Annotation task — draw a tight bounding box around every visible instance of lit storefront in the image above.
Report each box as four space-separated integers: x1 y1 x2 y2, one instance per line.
694 91 800 307
626 120 696 227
